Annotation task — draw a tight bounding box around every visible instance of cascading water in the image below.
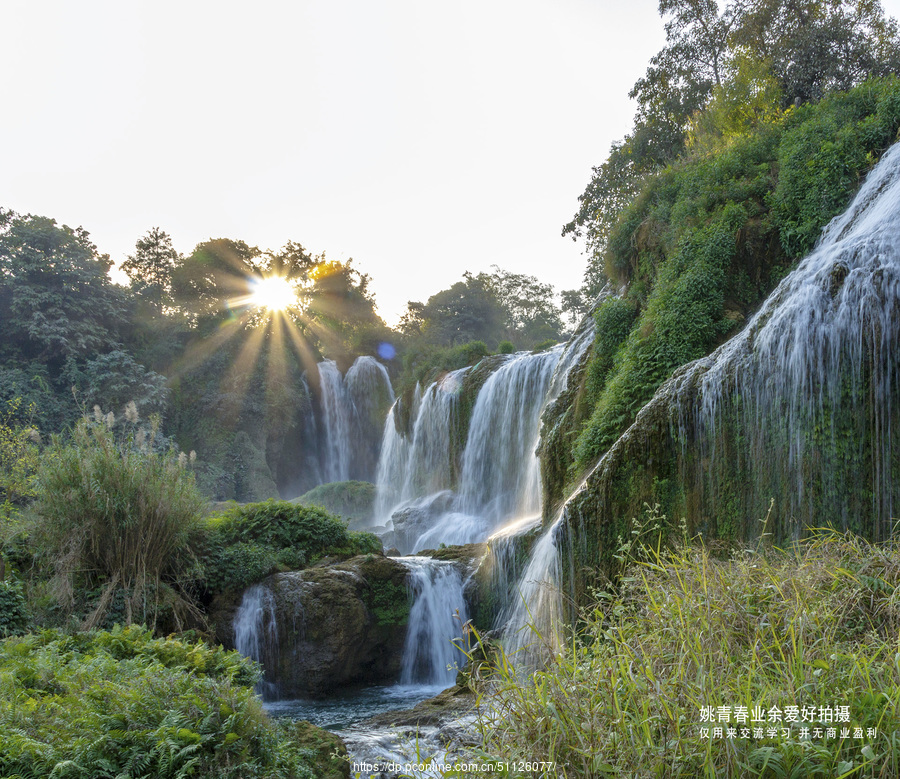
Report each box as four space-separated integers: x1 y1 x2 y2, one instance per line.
374 369 468 523
233 584 279 700
500 516 565 668
398 557 470 686
667 139 900 540
372 341 597 553
295 375 324 489
317 359 353 483
495 470 593 668
316 356 395 485
542 139 900 653
456 349 562 525
346 356 395 481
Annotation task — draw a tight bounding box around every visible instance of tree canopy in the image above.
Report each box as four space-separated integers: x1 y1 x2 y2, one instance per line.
400 267 564 352
564 0 900 301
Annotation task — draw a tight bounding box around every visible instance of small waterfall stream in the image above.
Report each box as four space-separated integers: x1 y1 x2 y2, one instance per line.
233 584 279 700
500 516 566 668
398 557 469 686
317 359 353 483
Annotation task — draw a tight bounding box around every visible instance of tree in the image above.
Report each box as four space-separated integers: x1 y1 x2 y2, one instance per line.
736 0 900 105
566 0 900 304
302 258 388 361
121 228 179 313
417 272 507 348
488 266 564 346
629 0 747 163
171 238 262 323
562 138 650 297
0 210 126 366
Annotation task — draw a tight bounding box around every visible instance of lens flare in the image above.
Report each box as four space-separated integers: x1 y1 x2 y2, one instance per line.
250 276 296 311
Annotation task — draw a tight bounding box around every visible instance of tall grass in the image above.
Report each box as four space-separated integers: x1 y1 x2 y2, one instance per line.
468 527 900 778
34 414 206 631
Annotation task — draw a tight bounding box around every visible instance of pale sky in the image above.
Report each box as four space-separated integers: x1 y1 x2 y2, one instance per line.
3 1 899 324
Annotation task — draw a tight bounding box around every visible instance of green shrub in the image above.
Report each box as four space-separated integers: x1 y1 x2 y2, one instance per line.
0 625 318 778
498 340 515 354
199 501 383 595
0 578 29 637
33 416 206 631
199 541 282 595
212 500 349 551
771 78 900 257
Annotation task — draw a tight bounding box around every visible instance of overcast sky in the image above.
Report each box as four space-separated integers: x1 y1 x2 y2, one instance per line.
3 1 899 324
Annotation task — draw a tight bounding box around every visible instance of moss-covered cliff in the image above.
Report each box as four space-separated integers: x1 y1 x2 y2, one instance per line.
549 78 900 596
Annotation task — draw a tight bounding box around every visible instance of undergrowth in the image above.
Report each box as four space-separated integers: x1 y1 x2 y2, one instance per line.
0 624 317 778
467 527 900 778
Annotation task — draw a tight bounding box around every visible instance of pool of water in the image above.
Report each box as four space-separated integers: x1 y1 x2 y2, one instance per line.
263 683 447 730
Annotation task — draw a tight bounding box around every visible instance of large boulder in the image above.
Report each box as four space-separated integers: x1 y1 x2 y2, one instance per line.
263 554 410 697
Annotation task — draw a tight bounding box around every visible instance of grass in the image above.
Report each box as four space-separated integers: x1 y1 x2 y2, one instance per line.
464 527 900 778
33 414 206 632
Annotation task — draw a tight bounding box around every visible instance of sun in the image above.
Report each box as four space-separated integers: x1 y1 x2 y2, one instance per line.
250 276 297 311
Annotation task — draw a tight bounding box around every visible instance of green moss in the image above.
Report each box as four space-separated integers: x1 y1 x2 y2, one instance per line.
363 577 411 627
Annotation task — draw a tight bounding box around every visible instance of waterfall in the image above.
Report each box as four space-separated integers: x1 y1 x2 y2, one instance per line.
233 584 279 700
667 140 900 539
496 466 593 668
373 344 591 553
374 369 467 523
318 360 353 483
398 557 469 686
500 516 566 668
346 356 396 481
316 356 395 484
545 317 597 407
481 514 542 627
296 375 323 490
456 349 562 525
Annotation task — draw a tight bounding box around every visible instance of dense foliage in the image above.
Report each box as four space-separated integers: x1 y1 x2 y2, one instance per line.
0 625 319 778
563 0 900 303
568 77 900 473
199 499 381 595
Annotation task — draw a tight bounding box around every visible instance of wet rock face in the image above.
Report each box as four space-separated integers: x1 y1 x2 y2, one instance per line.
389 491 456 552
265 555 411 698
